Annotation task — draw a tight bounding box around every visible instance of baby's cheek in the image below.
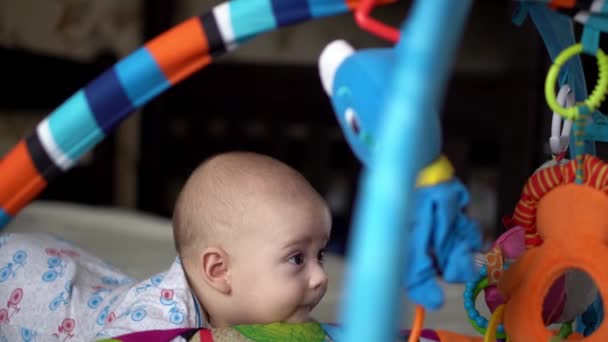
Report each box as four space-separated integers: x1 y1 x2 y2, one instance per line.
270 280 305 307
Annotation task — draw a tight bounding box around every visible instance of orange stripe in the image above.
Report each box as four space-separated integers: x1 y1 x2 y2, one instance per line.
554 163 565 182
542 170 555 191
512 215 532 226
563 162 575 182
513 218 533 227
523 183 535 198
547 168 559 185
585 159 596 186
517 200 536 211
594 164 607 189
516 206 536 217
589 157 601 181
528 176 542 199
593 157 605 179
599 165 608 187
533 171 546 194
537 170 549 193
522 185 533 197
145 17 211 85
513 215 533 227
514 206 534 216
0 141 47 215
515 203 536 214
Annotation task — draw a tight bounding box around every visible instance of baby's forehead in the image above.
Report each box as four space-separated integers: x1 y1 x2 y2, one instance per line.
249 201 331 238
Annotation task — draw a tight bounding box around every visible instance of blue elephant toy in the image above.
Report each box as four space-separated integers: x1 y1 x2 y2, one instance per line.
318 40 483 310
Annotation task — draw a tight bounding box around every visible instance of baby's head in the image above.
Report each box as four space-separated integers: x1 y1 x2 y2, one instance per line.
173 152 331 328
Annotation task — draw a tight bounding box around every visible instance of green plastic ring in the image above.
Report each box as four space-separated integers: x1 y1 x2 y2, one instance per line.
467 276 508 339
468 276 575 341
545 43 608 120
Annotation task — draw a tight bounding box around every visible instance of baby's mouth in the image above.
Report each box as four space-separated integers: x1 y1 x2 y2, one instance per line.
305 299 321 311
299 304 313 313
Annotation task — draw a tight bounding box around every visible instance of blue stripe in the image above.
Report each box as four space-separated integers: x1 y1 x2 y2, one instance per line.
230 0 277 40
115 48 170 108
0 209 11 229
271 0 311 26
48 91 105 161
191 289 203 327
84 68 135 134
584 15 608 35
307 0 348 18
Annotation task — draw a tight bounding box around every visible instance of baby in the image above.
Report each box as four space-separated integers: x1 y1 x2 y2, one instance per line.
0 152 331 340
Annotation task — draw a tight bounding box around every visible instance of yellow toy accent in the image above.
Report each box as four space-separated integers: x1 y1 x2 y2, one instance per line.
484 304 505 342
545 43 608 120
416 155 454 187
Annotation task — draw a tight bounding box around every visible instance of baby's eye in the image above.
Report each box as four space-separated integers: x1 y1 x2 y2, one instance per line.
289 253 305 265
317 249 325 263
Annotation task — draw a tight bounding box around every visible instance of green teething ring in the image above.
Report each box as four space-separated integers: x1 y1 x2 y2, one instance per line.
545 43 608 120
466 275 507 339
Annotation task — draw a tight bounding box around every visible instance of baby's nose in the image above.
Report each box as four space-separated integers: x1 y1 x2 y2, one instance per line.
310 264 328 290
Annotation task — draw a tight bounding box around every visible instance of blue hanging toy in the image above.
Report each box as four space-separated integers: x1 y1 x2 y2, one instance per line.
318 39 483 311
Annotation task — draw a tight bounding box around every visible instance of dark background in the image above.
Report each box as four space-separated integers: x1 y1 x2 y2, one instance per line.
2 1 602 254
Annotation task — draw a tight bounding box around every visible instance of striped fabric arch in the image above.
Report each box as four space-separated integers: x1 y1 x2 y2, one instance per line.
513 154 608 248
0 0 395 229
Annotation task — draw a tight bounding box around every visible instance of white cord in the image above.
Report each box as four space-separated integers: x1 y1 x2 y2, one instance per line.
549 84 575 156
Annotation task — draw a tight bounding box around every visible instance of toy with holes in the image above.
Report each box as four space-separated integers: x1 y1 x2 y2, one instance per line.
462 2 608 341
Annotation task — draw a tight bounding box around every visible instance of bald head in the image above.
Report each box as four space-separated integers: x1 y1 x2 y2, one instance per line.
173 152 326 261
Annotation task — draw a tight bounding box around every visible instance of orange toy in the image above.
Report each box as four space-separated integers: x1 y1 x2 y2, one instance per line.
499 155 608 341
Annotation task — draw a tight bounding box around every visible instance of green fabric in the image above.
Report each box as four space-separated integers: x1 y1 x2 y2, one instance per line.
233 322 327 342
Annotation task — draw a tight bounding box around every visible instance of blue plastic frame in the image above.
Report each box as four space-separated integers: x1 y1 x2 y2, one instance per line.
339 1 473 340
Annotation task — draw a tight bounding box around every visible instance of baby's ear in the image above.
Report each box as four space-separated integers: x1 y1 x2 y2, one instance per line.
198 247 231 294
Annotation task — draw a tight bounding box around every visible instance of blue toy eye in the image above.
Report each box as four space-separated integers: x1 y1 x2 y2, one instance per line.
345 108 361 135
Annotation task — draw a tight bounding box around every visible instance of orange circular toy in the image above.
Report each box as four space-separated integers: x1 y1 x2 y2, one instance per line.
499 155 608 341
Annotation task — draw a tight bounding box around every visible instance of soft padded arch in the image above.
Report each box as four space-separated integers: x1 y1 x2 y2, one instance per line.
0 0 394 229
513 155 608 247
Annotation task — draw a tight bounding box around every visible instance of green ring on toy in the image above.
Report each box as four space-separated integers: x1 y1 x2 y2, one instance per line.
464 273 507 339
545 43 608 120
465 265 575 341
557 321 574 340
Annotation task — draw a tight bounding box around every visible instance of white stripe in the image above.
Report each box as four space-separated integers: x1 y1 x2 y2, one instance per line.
591 0 605 13
37 119 75 171
574 11 590 24
212 3 238 51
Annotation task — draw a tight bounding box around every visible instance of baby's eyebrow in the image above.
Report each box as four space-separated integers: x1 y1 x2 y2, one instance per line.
281 233 330 250
281 238 310 250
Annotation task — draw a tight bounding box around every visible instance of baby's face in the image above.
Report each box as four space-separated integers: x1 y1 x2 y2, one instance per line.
228 194 331 325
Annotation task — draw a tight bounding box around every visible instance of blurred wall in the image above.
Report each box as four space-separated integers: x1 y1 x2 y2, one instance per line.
0 1 542 219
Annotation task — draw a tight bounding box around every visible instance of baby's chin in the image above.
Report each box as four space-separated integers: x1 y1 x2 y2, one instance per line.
283 305 318 324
